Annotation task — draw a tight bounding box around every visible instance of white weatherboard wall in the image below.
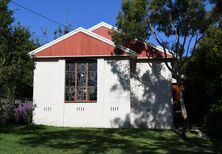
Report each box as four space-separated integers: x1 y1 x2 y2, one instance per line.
33 58 173 128
33 59 131 128
63 59 104 127
103 59 131 128
130 60 173 129
33 59 65 126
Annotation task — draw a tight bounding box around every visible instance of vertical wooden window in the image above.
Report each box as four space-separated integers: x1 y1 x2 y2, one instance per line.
65 60 97 102
65 63 75 101
88 62 97 100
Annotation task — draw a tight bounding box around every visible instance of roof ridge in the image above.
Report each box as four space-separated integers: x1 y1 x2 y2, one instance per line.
88 21 113 31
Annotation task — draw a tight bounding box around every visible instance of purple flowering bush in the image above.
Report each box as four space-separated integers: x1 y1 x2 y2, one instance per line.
14 102 35 124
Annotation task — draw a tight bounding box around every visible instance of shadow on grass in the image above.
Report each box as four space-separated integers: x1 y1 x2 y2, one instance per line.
1 124 221 153
0 123 46 134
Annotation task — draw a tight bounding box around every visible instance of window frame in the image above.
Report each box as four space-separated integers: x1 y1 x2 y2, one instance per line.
64 59 97 103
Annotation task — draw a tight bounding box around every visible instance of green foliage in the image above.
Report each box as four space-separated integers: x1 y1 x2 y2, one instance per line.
149 0 207 36
0 0 13 33
0 99 14 125
112 0 149 45
203 99 222 138
113 0 208 44
186 28 222 99
0 0 37 124
0 24 36 96
186 27 222 135
112 0 217 79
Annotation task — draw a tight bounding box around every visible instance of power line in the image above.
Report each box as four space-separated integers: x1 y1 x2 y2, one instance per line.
10 0 70 28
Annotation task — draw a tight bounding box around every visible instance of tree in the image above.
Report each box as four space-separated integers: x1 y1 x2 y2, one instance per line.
54 24 72 39
185 27 222 136
112 0 219 127
0 0 37 124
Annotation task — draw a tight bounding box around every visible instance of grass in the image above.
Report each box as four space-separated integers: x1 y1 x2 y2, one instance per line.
0 124 221 154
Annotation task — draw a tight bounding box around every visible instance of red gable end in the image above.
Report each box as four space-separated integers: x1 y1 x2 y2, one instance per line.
35 32 118 57
31 22 172 58
89 23 172 58
92 26 112 41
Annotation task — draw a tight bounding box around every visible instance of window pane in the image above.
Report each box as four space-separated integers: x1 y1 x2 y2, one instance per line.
65 63 75 101
88 62 97 100
77 63 86 100
65 60 97 102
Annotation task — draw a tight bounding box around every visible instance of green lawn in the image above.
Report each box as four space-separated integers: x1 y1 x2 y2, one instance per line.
0 124 221 154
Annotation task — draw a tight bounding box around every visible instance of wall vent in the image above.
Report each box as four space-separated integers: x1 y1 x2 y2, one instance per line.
44 107 51 111
110 107 119 111
76 107 84 111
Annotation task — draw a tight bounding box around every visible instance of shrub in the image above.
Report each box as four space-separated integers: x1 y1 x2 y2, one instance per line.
203 98 222 138
0 98 14 125
14 102 35 124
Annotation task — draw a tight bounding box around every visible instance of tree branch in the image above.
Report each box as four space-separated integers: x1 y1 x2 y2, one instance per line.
1 57 6 65
181 35 187 57
181 34 203 68
185 35 194 58
147 21 177 75
170 23 177 34
192 34 203 54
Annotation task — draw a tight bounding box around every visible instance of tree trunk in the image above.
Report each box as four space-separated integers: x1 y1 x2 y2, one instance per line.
179 84 189 130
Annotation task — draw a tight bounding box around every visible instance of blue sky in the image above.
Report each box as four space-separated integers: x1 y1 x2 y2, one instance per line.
8 0 200 51
9 0 122 42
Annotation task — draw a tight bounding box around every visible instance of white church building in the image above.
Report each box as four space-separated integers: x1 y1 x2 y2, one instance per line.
30 22 174 128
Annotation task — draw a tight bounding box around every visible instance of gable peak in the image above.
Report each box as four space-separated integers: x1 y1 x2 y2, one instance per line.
88 22 113 31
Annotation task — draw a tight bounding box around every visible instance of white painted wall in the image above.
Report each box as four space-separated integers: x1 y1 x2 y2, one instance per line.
33 58 173 128
63 59 131 128
63 59 104 127
103 59 131 128
33 59 65 126
130 60 173 129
